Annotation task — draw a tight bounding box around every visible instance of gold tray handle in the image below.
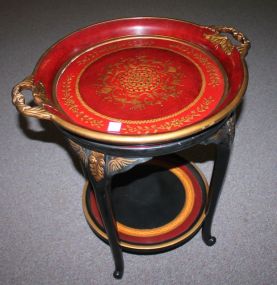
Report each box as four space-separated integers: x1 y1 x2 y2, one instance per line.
209 25 250 57
12 76 52 120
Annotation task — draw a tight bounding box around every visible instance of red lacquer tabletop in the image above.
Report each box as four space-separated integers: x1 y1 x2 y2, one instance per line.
55 36 226 136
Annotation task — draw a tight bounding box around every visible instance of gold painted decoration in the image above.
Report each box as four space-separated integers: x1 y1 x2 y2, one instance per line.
68 139 87 163
12 19 250 145
94 55 186 111
122 96 214 134
76 39 156 66
88 151 105 182
169 43 221 87
61 75 104 128
54 36 229 141
108 157 138 173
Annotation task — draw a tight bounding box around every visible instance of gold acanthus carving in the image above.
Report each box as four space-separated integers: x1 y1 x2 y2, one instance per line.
12 75 52 120
68 142 138 181
108 157 138 173
205 26 250 57
204 33 233 55
68 139 86 164
88 151 105 182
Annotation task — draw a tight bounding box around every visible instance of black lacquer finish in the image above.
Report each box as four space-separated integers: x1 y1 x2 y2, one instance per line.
62 113 235 279
87 170 124 279
84 156 208 254
57 116 228 158
201 114 235 245
112 164 186 229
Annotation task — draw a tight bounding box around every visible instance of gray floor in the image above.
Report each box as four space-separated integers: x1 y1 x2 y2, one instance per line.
1 0 276 284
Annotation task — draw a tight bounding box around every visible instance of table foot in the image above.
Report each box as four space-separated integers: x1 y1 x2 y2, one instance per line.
113 269 124 279
202 233 216 246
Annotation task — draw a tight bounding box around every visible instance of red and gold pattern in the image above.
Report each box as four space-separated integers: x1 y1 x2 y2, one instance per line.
13 18 249 144
91 53 186 112
55 37 226 135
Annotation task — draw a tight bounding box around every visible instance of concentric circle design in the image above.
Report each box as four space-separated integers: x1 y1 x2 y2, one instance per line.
77 47 203 120
55 36 227 136
82 157 208 253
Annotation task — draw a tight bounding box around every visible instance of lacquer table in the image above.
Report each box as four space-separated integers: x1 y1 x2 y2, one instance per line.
11 17 250 279
58 114 235 279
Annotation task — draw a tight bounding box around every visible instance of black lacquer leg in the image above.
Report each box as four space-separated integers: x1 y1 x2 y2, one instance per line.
67 140 152 278
89 177 124 279
67 142 125 278
86 153 150 278
202 142 231 246
83 150 150 279
201 114 235 246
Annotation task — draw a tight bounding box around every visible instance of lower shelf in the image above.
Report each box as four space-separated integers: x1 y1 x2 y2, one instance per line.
82 156 208 253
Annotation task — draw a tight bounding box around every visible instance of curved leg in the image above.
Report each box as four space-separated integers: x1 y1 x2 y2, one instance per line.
202 142 231 245
90 176 124 279
67 142 124 278
87 151 125 279
67 142 151 279
201 114 235 246
87 153 150 278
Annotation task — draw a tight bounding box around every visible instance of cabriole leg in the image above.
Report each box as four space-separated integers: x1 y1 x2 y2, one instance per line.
202 114 235 246
87 152 150 278
89 173 124 279
68 140 150 278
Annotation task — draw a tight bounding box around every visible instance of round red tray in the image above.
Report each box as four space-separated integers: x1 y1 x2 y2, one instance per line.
82 157 208 252
12 18 250 144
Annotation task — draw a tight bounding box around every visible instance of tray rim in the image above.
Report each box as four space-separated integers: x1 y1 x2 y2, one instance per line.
17 17 249 145
33 16 211 76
